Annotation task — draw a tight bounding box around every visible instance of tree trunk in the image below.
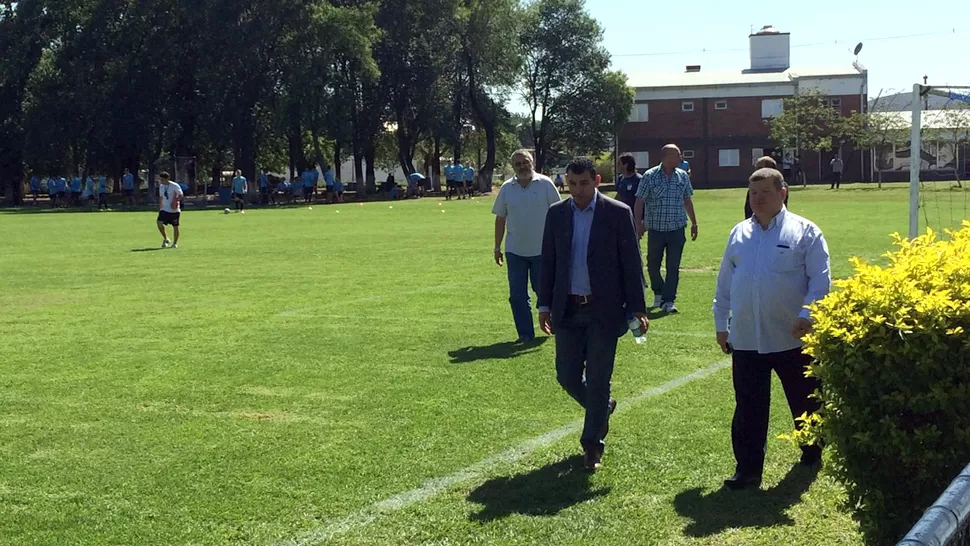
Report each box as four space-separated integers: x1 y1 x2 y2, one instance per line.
288 123 302 180
333 140 342 181
364 142 377 189
433 136 442 192
353 151 364 197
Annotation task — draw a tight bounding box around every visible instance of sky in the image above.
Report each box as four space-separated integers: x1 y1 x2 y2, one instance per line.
514 0 967 111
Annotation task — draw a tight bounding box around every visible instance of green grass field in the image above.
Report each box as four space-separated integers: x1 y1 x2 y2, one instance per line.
0 182 966 546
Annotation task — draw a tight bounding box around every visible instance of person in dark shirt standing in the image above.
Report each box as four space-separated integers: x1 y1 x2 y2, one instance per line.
615 153 641 210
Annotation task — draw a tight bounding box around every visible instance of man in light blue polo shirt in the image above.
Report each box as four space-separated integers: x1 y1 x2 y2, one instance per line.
634 144 699 314
54 176 67 208
231 170 248 212
464 163 476 197
258 169 269 204
443 162 455 201
29 174 40 205
123 168 136 208
302 168 315 204
70 175 82 206
454 161 466 200
97 175 109 210
83 175 95 205
492 149 561 342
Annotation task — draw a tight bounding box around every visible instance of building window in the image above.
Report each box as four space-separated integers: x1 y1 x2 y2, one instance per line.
751 148 764 166
634 152 650 168
682 150 695 159
761 99 783 118
719 149 740 167
682 101 695 112
628 103 649 122
715 101 728 110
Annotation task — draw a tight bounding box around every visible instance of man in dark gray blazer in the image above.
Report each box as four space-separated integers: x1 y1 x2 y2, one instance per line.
538 157 649 471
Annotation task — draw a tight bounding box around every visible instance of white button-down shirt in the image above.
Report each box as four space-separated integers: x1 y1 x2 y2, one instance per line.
713 208 831 354
492 175 561 257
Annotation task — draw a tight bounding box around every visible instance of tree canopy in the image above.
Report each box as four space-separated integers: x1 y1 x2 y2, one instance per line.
0 0 633 202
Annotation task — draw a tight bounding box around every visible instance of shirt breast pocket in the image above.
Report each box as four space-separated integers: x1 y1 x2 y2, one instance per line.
772 246 803 273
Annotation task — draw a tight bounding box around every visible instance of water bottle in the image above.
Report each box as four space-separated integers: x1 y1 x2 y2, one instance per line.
628 316 647 344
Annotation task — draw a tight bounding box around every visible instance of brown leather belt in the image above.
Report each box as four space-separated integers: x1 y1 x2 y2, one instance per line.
568 294 593 306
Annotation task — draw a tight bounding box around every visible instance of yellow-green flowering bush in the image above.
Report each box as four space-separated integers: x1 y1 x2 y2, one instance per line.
796 222 970 545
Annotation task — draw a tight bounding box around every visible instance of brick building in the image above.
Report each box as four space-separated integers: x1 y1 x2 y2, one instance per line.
619 26 869 188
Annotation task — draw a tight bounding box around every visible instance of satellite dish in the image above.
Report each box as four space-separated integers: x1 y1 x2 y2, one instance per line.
853 42 863 56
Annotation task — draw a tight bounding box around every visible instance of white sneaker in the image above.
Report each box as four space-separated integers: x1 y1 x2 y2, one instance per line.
662 301 679 314
171 243 178 249
162 239 171 248
652 295 663 308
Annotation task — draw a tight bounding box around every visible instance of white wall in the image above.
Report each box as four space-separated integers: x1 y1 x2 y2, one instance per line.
797 75 868 96
635 83 795 101
750 34 791 71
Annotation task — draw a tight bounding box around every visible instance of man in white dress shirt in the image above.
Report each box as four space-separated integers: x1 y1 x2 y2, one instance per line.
713 167 831 490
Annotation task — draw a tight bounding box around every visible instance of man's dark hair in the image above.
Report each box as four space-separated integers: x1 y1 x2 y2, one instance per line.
619 153 636 172
159 171 171 180
566 156 597 178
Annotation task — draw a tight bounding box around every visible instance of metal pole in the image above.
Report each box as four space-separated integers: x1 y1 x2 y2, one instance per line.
909 83 923 239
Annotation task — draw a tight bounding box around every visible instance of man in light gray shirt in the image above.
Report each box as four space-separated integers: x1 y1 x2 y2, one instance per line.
830 155 843 190
493 149 561 342
713 167 831 491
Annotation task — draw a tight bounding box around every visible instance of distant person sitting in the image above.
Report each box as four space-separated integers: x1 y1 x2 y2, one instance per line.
408 172 426 198
555 173 565 193
745 156 788 219
333 178 344 202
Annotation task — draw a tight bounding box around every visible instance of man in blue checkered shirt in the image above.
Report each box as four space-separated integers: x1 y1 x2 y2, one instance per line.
633 144 699 314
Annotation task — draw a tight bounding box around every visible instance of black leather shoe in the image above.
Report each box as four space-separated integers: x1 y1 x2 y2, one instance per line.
601 398 617 440
584 447 603 472
724 472 762 490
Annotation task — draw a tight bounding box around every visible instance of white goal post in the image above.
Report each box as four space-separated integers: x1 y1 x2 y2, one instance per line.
909 84 970 238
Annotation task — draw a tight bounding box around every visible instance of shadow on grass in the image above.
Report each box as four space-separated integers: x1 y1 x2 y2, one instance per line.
647 308 675 321
673 464 820 537
467 455 609 522
449 337 548 364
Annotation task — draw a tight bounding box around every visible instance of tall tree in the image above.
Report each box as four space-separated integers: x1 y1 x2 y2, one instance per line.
458 0 523 189
0 0 53 203
768 89 840 180
376 0 458 175
521 0 624 171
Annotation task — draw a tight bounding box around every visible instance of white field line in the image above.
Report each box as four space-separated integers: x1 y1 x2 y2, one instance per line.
270 358 731 546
